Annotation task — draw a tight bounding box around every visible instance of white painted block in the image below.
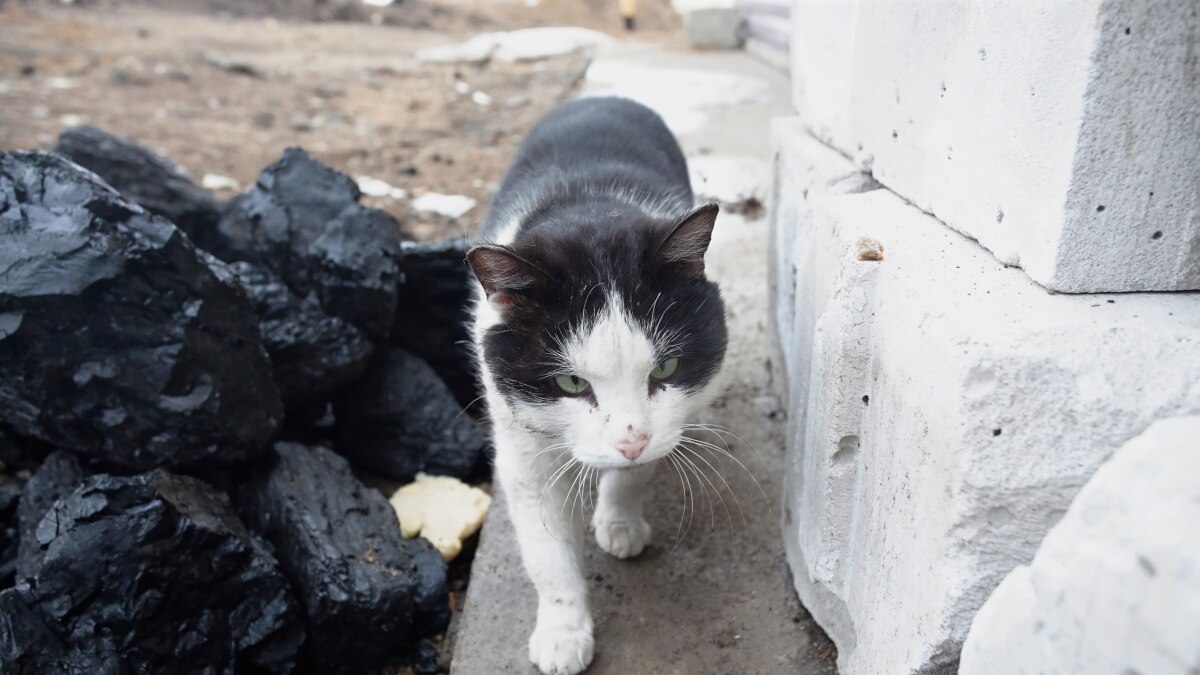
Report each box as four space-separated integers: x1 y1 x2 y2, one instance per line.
960 416 1200 675
769 117 1200 675
789 0 1200 293
684 7 744 49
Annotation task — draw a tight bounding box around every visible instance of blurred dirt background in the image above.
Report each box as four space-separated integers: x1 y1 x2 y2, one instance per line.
0 0 681 240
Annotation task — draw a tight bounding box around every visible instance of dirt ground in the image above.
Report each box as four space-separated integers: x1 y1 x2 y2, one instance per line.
0 0 682 240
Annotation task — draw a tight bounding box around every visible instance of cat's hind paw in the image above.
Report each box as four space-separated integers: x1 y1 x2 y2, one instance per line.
593 517 651 559
529 623 595 675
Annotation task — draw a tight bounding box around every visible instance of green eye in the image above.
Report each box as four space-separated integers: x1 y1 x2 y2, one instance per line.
554 374 592 395
650 357 679 380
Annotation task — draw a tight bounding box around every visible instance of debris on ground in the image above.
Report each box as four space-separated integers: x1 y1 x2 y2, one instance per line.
357 174 409 200
688 155 769 217
412 191 477 219
390 473 492 562
202 52 264 79
200 172 240 192
854 237 885 262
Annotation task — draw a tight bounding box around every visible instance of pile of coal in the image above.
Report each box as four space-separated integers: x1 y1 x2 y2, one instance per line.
0 151 282 471
226 260 374 414
0 471 304 675
337 348 488 482
238 443 449 675
392 238 479 407
200 147 401 341
55 126 222 240
0 135 484 673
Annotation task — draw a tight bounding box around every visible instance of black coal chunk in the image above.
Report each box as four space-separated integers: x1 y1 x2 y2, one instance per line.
391 238 479 408
201 148 400 340
336 348 488 482
0 474 21 584
0 151 283 470
15 451 87 580
227 261 374 415
0 471 304 675
55 126 222 240
409 639 441 675
0 584 113 674
238 442 449 674
0 430 42 472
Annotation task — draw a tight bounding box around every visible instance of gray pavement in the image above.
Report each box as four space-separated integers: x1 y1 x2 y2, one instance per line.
450 43 838 675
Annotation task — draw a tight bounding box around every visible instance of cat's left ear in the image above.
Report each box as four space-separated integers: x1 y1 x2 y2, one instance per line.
466 244 548 309
655 202 719 277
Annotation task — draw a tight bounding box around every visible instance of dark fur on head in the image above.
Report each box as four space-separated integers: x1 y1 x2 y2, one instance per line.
469 97 727 408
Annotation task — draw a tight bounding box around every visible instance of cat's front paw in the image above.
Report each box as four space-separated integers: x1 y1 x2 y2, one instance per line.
529 622 595 675
593 517 651 559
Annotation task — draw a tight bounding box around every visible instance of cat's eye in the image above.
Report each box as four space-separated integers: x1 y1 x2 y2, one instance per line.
650 357 680 381
554 374 592 395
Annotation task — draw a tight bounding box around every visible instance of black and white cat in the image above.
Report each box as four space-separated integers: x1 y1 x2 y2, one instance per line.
467 97 728 675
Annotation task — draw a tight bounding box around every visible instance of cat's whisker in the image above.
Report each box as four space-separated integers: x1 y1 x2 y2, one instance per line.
672 447 719 531
683 422 768 467
682 437 772 513
586 466 598 513
539 456 579 534
675 442 741 532
532 442 573 461
562 460 587 521
670 451 698 551
664 455 691 555
588 466 597 511
452 394 488 420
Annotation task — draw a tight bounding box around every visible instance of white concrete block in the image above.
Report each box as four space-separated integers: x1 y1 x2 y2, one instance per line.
768 117 1200 675
960 416 1200 675
789 0 1200 293
684 7 744 49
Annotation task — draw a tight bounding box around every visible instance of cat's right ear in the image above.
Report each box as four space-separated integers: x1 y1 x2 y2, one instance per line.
466 244 547 309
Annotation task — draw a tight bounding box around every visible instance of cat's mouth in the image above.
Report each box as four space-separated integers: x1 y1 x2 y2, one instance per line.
584 456 663 471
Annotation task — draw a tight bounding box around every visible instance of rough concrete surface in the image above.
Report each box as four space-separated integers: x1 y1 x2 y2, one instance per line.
452 46 839 675
684 8 743 50
768 117 1200 675
790 0 1200 293
960 416 1200 675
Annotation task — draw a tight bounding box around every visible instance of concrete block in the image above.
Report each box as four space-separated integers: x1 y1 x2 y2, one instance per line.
768 117 1200 675
684 7 744 50
960 416 1200 675
789 0 1200 293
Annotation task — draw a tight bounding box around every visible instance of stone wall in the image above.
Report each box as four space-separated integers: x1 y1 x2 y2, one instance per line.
788 0 1200 293
959 416 1200 675
773 4 1200 672
768 120 1200 673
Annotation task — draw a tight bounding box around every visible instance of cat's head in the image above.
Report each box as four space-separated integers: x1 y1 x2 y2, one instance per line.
469 203 727 469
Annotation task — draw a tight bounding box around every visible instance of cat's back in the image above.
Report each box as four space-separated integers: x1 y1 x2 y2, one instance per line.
482 97 692 239
513 97 688 180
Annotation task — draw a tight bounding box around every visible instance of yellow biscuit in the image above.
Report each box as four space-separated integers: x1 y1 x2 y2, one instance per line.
389 474 492 562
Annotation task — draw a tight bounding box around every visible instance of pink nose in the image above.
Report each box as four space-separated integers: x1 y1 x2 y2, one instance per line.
616 434 650 461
